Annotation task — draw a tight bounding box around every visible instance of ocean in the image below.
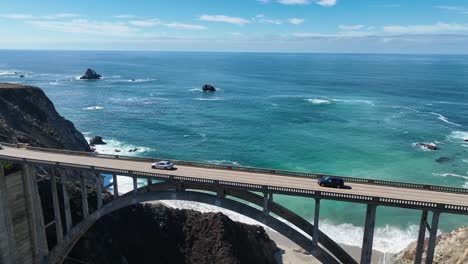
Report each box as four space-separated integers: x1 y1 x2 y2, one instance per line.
1 50 467 253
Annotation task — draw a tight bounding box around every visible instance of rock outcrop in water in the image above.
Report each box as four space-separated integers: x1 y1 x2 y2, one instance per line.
80 68 102 80
202 84 216 92
416 142 437 151
0 83 90 151
392 226 468 264
1 83 278 264
89 136 106 145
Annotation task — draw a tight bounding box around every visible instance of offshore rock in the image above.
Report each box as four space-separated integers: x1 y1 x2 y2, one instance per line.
416 142 437 151
89 136 106 145
80 68 102 80
435 157 450 163
202 84 216 92
0 83 91 151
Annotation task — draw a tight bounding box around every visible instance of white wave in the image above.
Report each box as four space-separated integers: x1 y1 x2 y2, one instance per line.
320 222 434 253
49 82 60 85
127 78 157 83
83 106 104 111
109 97 155 105
189 88 201 92
463 182 468 189
463 145 468 148
206 160 240 166
432 173 468 180
306 99 331 105
448 131 468 141
195 98 223 101
430 112 462 127
331 98 375 106
86 137 152 156
0 70 19 76
463 159 468 163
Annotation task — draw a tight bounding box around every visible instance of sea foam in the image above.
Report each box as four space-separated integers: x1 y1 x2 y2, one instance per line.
430 112 462 127
306 99 331 105
83 106 104 111
87 137 152 156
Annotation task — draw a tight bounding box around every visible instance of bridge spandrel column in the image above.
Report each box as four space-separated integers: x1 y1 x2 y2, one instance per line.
425 211 440 264
312 198 320 247
22 164 49 262
96 173 103 209
360 204 377 264
80 172 89 218
112 174 119 197
0 162 17 263
414 210 428 264
61 174 72 233
50 167 64 243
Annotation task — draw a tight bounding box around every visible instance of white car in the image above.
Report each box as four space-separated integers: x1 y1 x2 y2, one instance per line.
151 161 174 170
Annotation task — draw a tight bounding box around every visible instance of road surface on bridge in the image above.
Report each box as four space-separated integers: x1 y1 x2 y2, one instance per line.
1 146 467 207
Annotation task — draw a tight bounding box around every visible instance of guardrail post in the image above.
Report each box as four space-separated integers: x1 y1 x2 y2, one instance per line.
425 211 440 264
112 174 119 197
50 167 63 243
312 197 320 247
96 173 103 210
414 210 428 264
80 172 89 218
360 204 377 264
61 174 72 233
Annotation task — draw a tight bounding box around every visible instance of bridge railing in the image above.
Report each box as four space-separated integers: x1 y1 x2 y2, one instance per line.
1 142 467 195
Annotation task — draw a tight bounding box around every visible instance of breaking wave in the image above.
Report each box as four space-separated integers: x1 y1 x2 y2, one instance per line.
430 112 462 127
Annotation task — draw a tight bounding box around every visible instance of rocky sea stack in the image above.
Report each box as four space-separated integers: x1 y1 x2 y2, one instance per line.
89 136 106 145
202 84 216 92
80 68 102 80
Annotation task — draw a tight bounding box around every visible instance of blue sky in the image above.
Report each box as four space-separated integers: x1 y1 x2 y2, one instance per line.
1 0 468 53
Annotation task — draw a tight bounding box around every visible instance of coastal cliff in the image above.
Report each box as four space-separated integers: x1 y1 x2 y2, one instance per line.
392 226 468 264
1 83 279 264
0 83 90 151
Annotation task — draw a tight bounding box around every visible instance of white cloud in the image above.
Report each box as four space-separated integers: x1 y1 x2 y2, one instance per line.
257 0 270 3
293 30 371 38
316 0 337 7
41 13 81 19
29 19 137 36
339 24 365 30
383 22 468 34
434 6 464 11
129 19 159 27
114 14 135 19
199 15 249 25
0 14 33 19
164 22 206 30
288 18 304 25
278 0 310 5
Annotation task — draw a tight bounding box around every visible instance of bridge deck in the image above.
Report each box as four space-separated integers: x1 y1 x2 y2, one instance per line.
1 146 467 209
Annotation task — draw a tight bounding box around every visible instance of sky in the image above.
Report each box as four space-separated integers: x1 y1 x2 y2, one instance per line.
1 0 468 53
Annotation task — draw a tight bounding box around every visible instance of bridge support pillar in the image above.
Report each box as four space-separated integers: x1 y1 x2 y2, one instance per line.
23 164 49 262
312 198 320 247
61 175 72 233
360 204 377 264
112 174 119 197
50 168 64 243
96 173 103 210
263 192 272 215
148 178 153 185
414 210 428 264
133 177 138 196
0 163 18 264
425 211 440 264
80 172 89 218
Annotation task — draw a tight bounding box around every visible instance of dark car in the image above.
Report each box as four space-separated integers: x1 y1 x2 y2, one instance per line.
318 176 344 188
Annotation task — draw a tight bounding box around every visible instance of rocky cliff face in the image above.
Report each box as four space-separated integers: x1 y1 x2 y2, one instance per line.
0 83 90 151
392 226 468 264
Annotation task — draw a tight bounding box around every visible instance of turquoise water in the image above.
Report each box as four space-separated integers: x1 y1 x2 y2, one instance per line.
1 51 467 252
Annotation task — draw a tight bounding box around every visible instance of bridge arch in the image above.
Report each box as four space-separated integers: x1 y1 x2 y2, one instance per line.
48 182 356 264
